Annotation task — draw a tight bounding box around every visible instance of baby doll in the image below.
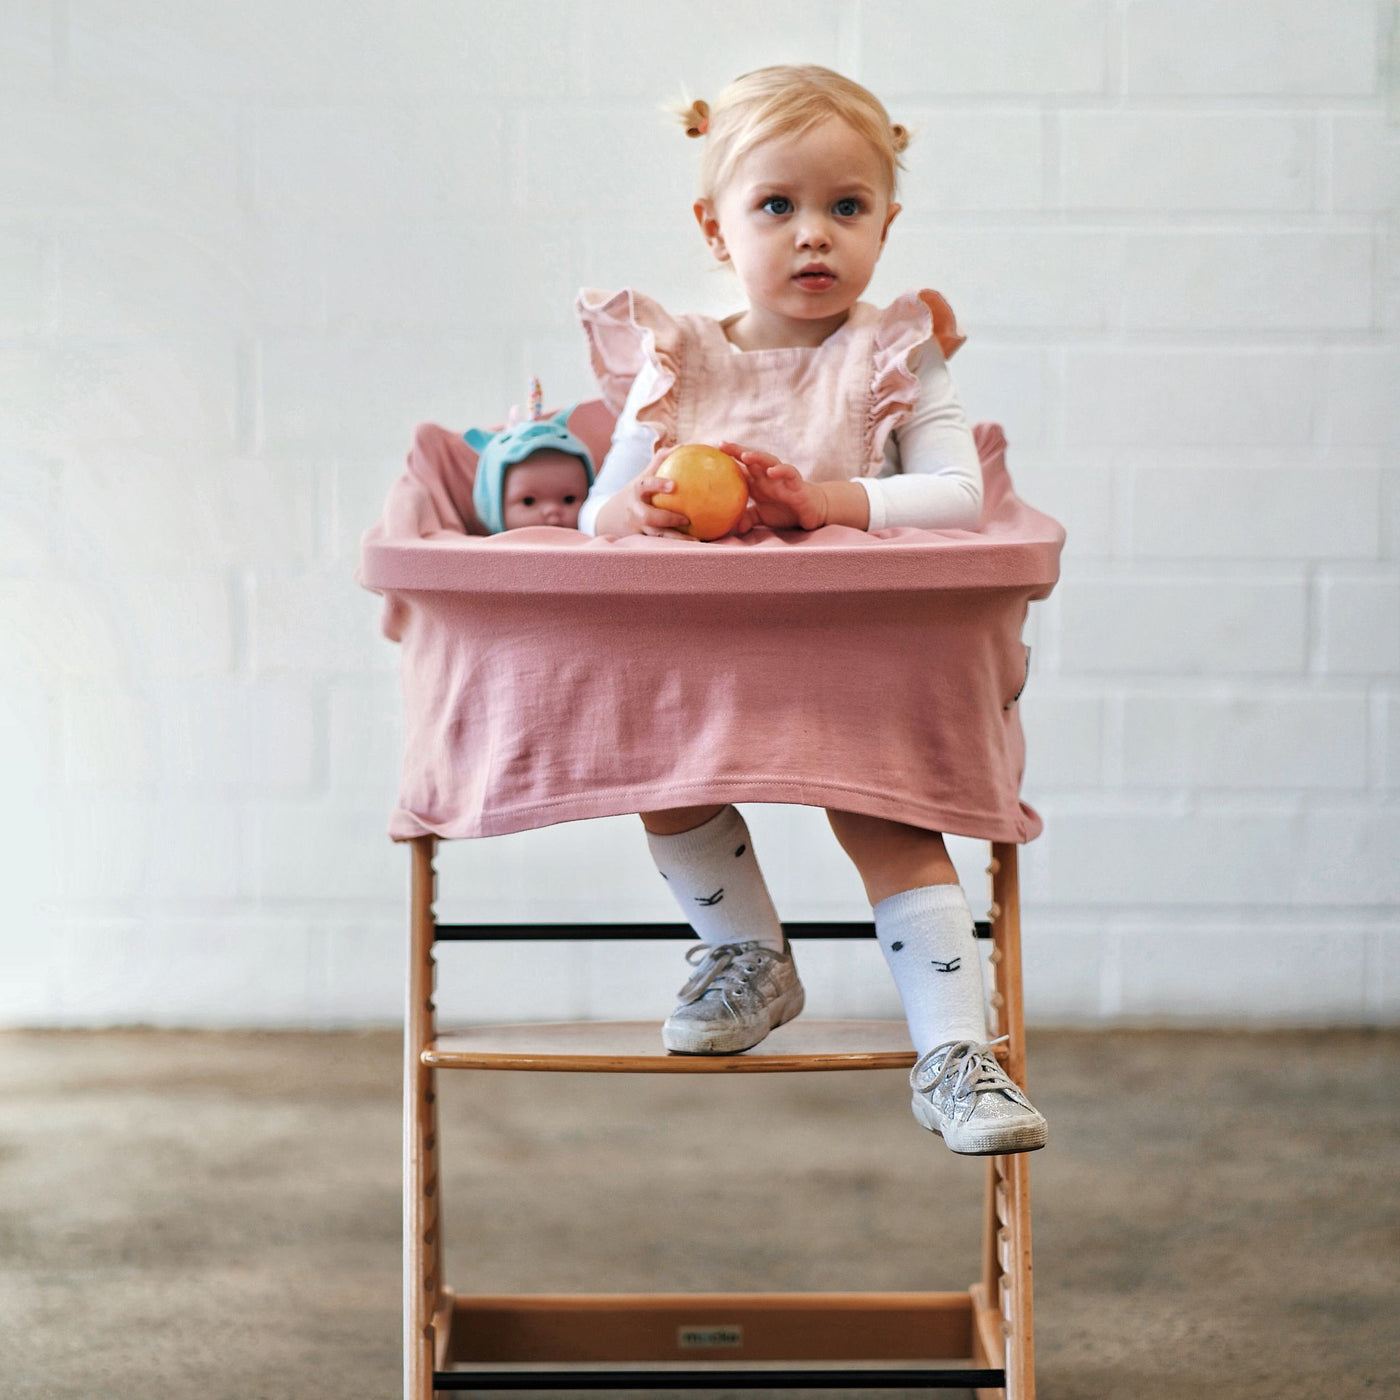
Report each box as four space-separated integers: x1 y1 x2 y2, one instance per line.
466 383 595 532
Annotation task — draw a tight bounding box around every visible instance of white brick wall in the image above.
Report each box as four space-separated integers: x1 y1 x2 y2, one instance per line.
1061 111 1316 211
1121 0 1379 96
2 1 1396 1028
1063 348 1318 446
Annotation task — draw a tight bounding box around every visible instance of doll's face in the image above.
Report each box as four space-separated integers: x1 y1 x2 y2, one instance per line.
500 451 590 530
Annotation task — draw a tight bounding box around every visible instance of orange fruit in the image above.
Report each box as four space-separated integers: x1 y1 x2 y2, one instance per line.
656 444 748 540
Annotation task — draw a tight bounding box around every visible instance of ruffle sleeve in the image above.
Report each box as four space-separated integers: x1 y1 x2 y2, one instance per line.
576 287 683 446
868 288 967 469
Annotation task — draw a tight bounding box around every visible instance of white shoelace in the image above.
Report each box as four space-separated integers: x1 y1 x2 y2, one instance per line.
675 941 781 1006
910 1037 1034 1116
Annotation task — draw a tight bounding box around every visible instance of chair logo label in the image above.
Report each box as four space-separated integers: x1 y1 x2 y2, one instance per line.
678 1325 743 1349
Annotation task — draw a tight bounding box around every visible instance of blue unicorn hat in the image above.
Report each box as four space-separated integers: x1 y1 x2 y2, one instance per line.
465 379 595 533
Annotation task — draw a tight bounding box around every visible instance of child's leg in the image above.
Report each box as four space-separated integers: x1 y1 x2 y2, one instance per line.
641 805 801 1054
827 809 1046 1155
825 810 986 1051
641 805 784 952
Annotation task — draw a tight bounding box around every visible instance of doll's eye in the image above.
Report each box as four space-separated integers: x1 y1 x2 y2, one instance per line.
833 197 861 217
564 495 578 504
521 496 536 506
761 196 792 215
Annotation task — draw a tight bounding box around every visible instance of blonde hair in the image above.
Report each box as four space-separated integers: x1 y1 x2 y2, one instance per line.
672 65 909 202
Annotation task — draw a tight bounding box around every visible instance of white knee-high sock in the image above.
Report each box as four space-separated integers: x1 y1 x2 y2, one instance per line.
874 884 988 1054
646 805 785 951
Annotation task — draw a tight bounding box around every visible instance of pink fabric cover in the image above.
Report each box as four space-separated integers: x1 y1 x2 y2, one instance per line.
359 416 1064 843
577 287 966 478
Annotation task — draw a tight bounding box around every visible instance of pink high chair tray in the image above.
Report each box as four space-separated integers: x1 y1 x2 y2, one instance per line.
359 416 1064 842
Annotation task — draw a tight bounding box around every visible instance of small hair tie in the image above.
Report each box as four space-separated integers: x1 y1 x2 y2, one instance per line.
685 99 711 139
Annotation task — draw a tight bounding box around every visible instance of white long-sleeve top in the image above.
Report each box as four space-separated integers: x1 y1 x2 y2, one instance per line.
578 341 983 536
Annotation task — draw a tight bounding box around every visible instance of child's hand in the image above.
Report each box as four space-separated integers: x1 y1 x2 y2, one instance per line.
720 442 829 532
593 450 699 539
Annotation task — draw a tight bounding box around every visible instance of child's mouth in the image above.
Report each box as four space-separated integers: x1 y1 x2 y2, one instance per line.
795 270 836 290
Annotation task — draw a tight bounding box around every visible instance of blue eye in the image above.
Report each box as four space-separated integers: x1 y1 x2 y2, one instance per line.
834 197 861 217
760 196 792 215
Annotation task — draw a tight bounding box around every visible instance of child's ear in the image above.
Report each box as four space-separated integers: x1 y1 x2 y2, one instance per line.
694 199 729 262
879 202 901 249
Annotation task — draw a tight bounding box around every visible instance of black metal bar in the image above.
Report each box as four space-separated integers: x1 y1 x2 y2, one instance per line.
435 921 994 941
433 1366 1005 1390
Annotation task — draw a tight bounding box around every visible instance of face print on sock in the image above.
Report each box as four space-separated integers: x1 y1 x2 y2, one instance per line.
646 807 786 952
875 886 988 1050
888 942 958 972
697 846 748 905
658 844 751 906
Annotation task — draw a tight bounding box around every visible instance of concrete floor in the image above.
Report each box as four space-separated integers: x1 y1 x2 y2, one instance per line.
1 1029 1396 1400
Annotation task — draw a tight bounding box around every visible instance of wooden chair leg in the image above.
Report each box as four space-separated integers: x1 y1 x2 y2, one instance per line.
405 836 445 1400
975 842 1036 1400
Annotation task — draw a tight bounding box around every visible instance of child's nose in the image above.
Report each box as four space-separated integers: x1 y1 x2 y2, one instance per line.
796 218 832 250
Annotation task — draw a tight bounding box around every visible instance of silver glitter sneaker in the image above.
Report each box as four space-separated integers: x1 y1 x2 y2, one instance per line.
909 1038 1048 1155
662 940 805 1055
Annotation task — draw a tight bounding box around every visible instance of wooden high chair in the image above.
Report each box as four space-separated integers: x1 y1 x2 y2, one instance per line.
403 836 1036 1398
362 408 1064 1397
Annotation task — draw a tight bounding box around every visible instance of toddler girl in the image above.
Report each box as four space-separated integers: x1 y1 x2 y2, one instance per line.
575 65 1045 1156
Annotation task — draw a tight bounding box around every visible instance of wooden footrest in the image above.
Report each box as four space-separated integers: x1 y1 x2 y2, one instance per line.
423 1019 916 1072
441 1290 980 1364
